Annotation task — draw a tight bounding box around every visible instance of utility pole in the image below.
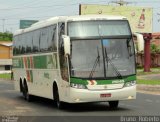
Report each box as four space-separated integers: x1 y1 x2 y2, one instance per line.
111 0 130 6
143 33 152 72
2 19 5 33
158 13 160 22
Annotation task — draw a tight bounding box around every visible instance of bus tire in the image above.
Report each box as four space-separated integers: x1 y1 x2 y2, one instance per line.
23 81 32 102
53 84 63 109
109 101 119 109
20 79 23 93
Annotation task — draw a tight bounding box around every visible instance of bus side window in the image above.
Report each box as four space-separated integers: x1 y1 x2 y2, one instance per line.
48 25 57 51
13 36 18 55
26 32 33 53
16 35 22 54
59 23 65 54
20 34 25 54
40 27 48 52
33 30 40 52
52 25 57 51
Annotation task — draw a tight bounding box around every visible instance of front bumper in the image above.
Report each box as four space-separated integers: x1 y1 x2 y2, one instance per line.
66 85 136 103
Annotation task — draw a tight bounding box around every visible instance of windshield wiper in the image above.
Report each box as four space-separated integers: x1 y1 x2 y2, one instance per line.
104 48 122 79
89 47 100 79
126 37 133 57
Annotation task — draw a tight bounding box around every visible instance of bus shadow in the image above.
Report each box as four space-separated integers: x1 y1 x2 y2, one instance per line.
17 95 130 112
17 95 56 108
62 103 130 112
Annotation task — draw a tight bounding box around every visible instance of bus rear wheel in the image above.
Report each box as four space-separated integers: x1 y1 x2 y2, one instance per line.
109 101 119 109
23 81 32 102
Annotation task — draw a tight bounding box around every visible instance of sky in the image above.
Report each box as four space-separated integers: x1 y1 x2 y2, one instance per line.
0 0 160 33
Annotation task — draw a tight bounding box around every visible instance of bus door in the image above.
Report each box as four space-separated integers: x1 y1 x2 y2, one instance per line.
58 22 70 98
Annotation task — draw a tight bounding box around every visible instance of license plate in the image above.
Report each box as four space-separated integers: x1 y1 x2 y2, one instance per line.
100 93 111 98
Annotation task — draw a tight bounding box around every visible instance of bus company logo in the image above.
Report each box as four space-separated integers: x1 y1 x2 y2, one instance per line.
87 80 97 85
112 80 124 84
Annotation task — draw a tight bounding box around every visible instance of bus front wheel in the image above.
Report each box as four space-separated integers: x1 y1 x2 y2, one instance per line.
109 101 119 109
53 85 63 109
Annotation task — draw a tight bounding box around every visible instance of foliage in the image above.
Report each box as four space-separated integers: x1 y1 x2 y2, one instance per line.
150 44 160 53
0 32 13 41
0 73 11 79
137 67 160 76
137 79 160 85
136 44 160 54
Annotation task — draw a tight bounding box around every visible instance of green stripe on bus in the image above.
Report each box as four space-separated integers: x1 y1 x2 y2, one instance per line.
30 70 33 82
13 57 24 68
34 55 47 69
70 75 136 85
27 57 30 68
70 78 88 85
13 54 57 69
33 55 57 69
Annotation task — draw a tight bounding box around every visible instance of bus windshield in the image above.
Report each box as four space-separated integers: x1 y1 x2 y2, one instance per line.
68 20 131 38
68 20 136 79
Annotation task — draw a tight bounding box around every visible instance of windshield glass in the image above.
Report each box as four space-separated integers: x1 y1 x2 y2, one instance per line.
68 20 135 79
70 39 135 79
68 20 131 38
70 39 104 78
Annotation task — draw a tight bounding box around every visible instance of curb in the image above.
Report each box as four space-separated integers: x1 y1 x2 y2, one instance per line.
0 79 14 83
137 74 160 80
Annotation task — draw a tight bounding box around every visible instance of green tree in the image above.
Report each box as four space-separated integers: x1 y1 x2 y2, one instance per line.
150 44 160 53
0 32 13 41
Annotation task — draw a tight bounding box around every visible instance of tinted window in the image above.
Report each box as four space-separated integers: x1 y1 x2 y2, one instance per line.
33 30 40 52
13 36 18 55
26 32 33 53
13 24 57 55
68 20 131 38
21 34 26 54
40 27 48 51
48 25 57 51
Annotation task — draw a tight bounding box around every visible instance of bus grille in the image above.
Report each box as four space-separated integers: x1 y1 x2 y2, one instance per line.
87 83 124 90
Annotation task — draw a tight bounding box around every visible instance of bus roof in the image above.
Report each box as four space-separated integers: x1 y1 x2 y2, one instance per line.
14 15 127 36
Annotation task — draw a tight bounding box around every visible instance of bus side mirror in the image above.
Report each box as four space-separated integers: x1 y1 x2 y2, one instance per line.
62 35 70 55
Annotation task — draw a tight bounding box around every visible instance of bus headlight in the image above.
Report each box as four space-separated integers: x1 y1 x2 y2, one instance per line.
124 81 136 87
70 83 87 89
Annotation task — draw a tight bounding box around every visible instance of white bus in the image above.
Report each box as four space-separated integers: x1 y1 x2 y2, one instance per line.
13 15 136 109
